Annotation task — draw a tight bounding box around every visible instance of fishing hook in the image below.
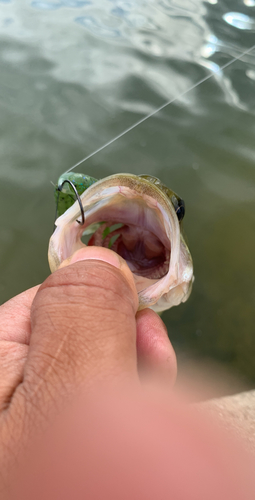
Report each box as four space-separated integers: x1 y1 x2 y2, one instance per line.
55 179 85 226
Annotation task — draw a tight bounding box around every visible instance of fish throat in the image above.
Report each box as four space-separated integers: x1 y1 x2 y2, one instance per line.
89 221 169 279
80 190 171 289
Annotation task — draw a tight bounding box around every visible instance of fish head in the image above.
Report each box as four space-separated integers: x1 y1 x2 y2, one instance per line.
49 173 193 313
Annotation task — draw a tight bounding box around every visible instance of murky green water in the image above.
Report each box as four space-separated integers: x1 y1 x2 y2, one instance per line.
0 0 255 387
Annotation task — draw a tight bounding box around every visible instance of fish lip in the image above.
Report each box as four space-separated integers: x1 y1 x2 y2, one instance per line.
49 174 193 311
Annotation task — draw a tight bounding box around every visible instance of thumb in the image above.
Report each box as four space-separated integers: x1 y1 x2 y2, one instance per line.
14 247 139 425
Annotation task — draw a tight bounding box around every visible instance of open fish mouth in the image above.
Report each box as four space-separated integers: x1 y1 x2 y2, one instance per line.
48 173 193 312
86 220 170 281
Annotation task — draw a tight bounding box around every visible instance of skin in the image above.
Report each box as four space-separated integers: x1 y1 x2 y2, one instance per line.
0 247 254 499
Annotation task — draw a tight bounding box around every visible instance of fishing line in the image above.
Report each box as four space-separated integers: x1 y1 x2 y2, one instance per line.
64 43 255 175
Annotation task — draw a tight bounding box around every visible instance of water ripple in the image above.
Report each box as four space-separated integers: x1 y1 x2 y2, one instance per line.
200 59 222 77
246 69 255 80
109 0 137 10
115 11 156 30
223 12 255 30
31 1 62 9
158 0 198 14
243 0 255 6
31 0 91 9
75 15 121 37
61 0 91 6
201 35 219 58
201 43 217 58
3 18 13 25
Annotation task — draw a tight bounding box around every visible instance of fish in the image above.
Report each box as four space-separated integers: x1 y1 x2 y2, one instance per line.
48 173 194 313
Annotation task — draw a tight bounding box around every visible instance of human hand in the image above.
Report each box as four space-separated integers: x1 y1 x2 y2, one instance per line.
1 247 254 500
0 246 176 491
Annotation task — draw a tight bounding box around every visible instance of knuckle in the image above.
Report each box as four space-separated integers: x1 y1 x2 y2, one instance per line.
36 261 133 314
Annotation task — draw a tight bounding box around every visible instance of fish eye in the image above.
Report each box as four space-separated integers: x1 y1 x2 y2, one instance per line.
175 199 185 222
171 195 185 222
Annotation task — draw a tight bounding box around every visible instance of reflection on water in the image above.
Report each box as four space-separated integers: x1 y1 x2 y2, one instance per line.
75 15 121 38
244 0 255 6
32 1 91 9
0 0 255 388
223 12 255 30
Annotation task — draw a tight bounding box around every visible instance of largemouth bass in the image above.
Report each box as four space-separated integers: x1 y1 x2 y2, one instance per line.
48 173 193 312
